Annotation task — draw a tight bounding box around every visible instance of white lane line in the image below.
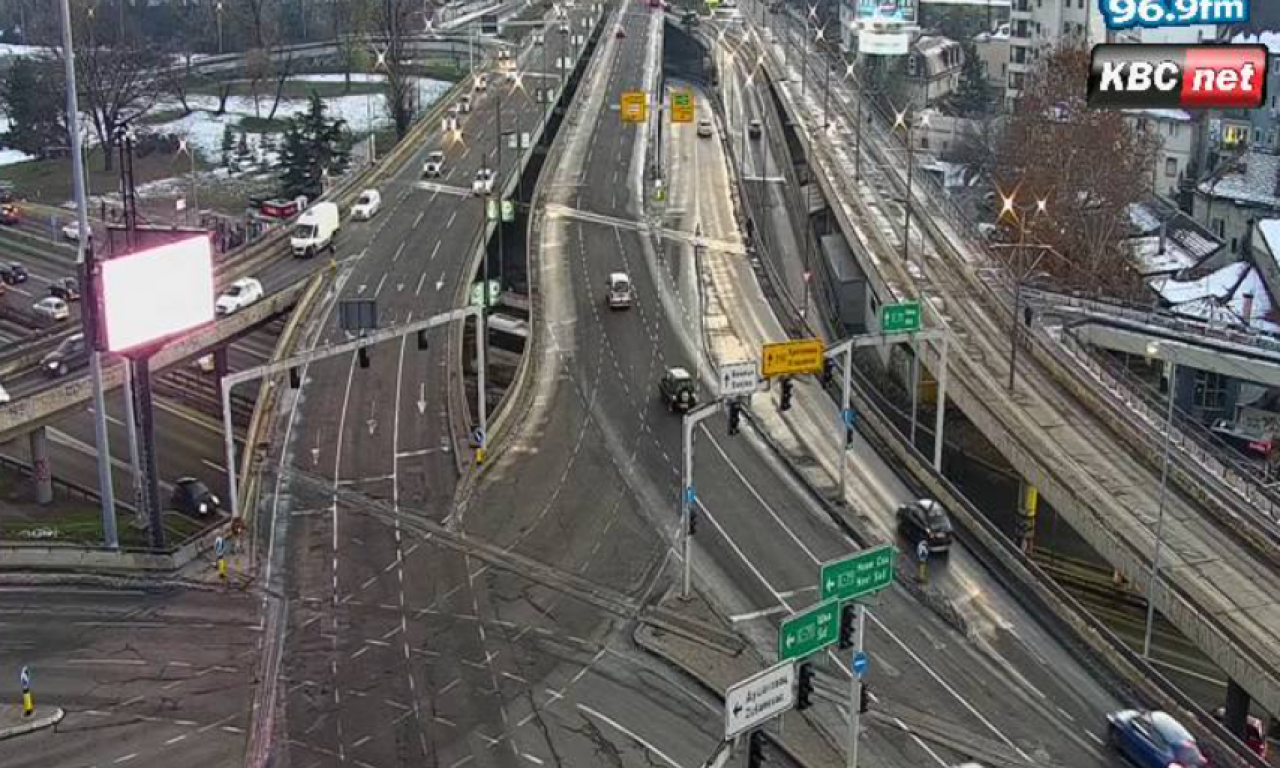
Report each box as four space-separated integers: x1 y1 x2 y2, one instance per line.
729 605 788 623
430 240 442 261
522 754 544 765
697 500 793 609
416 272 428 296
447 210 457 229
414 211 425 229
374 274 388 298
394 242 406 261
113 753 138 764
165 734 189 746
396 448 440 458
576 704 686 768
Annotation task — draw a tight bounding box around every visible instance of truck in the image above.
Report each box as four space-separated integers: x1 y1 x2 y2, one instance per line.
290 202 340 258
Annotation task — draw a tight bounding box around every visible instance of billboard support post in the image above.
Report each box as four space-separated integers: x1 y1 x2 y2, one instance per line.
128 354 166 549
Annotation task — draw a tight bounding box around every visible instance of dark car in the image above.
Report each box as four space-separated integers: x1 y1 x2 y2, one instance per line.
49 277 80 302
41 333 87 378
660 367 697 412
1107 710 1208 768
0 262 28 285
171 477 221 517
1213 706 1267 759
748 119 762 138
0 203 19 225
896 499 953 554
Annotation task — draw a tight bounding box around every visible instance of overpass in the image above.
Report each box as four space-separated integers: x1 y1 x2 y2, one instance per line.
721 5 1280 727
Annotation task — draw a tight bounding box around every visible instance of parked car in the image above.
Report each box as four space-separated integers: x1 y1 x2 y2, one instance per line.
660 367 697 412
1106 710 1208 768
351 189 382 220
1213 707 1268 759
41 332 87 377
697 118 713 138
748 119 762 138
606 272 633 309
216 277 265 315
472 168 496 196
424 151 446 178
60 221 91 242
0 203 19 225
32 297 69 322
171 477 221 517
0 262 28 285
49 277 80 302
896 498 953 554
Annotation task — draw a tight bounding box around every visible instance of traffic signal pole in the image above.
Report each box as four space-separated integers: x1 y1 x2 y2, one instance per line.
847 603 866 768
681 400 724 600
838 344 852 502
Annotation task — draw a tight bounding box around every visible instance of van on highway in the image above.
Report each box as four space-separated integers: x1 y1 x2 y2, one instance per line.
291 202 341 258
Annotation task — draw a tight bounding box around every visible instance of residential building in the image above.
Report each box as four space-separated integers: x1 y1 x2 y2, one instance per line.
903 35 964 109
1224 32 1280 154
1126 197 1223 280
971 25 1010 91
1126 109 1199 202
1005 0 1107 109
917 0 1010 39
1193 151 1280 261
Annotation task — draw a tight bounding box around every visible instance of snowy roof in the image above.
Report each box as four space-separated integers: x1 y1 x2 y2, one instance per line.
1228 266 1272 321
1128 236 1200 277
1125 108 1193 123
1258 219 1280 258
1150 261 1250 305
1197 151 1280 209
1231 31 1280 54
1126 199 1223 273
1168 298 1243 326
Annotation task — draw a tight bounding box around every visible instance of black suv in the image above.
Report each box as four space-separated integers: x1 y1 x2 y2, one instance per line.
41 333 88 378
171 477 221 517
659 367 697 412
896 499 954 555
0 262 27 285
49 277 80 302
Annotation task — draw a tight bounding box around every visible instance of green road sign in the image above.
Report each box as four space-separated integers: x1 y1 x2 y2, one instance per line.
881 301 921 333
820 545 895 603
486 199 499 222
778 598 840 662
470 279 502 308
501 199 515 223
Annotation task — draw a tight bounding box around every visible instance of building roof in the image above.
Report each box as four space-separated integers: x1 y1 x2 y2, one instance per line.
1197 151 1280 209
1125 199 1224 277
1125 108 1194 123
912 35 962 79
1150 261 1250 305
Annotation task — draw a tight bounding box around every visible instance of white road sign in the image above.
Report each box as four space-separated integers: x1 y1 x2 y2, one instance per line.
724 660 795 740
719 360 759 398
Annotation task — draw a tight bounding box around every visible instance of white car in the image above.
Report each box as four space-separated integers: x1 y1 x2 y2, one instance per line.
32 296 69 322
0 383 10 405
351 189 381 220
697 119 713 138
460 94 473 113
216 277 264 315
472 168 495 196
474 74 489 91
60 222 91 242
424 150 446 178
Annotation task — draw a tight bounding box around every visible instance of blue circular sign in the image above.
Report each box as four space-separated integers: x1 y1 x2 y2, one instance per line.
852 651 868 678
916 541 930 563
215 536 226 557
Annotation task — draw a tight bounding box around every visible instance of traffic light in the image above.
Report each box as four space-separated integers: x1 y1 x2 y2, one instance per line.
747 730 766 767
796 662 815 710
728 401 742 436
821 358 834 387
779 378 794 412
845 426 855 448
687 507 698 536
417 329 430 351
859 683 870 714
838 603 857 649
358 346 371 368
289 367 301 389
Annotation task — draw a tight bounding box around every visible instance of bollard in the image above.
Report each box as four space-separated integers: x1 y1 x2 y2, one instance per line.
475 447 486 466
218 557 227 582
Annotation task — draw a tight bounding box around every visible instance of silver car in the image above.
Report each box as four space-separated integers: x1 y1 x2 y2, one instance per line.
32 297 69 322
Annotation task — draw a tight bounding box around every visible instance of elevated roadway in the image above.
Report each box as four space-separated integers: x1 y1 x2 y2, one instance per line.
734 1 1280 723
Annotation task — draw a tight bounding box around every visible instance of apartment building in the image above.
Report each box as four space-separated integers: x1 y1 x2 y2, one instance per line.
1004 0 1106 109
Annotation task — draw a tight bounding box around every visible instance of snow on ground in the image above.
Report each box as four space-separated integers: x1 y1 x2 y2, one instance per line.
0 43 42 58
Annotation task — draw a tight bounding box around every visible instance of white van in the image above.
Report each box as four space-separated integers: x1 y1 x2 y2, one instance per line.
291 201 341 258
607 272 633 309
351 189 381 220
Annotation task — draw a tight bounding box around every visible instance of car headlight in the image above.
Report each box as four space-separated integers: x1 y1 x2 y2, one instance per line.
199 503 208 513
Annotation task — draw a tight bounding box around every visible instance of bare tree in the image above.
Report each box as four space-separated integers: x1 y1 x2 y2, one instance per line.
377 0 416 138
334 0 375 94
994 43 1158 297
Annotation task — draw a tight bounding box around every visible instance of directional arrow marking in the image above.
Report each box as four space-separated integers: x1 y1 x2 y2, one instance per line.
367 419 378 435
417 383 427 415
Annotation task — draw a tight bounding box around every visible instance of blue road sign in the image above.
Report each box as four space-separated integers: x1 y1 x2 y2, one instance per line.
852 651 868 678
685 486 696 504
214 536 226 558
472 427 485 446
843 409 857 428
915 541 930 563
20 666 30 691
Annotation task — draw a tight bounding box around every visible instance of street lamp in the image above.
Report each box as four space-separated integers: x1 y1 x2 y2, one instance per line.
990 191 1052 391
1142 339 1178 660
891 106 929 267
177 137 198 224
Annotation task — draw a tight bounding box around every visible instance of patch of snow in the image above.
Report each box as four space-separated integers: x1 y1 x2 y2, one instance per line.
1259 219 1280 258
293 73 393 85
1150 261 1249 305
0 147 34 166
0 43 42 57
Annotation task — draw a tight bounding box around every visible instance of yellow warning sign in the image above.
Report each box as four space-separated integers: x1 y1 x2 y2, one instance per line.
671 90 695 123
620 91 648 123
761 339 825 378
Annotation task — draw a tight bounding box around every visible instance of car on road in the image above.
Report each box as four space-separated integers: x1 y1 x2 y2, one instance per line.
0 262 28 285
896 498 953 554
1106 710 1208 768
748 119 762 138
0 383 10 405
559 21 570 33
290 202 341 258
615 25 626 38
1213 707 1267 758
474 73 489 91
472 167 496 196
660 367 697 412
41 332 87 377
0 203 19 225
171 477 221 517
32 296 69 323
460 93 473 112
216 277 265 315
697 118 713 138
606 272 633 309
351 188 382 220
60 221 91 242
533 32 544 45
424 151 447 178
49 276 80 302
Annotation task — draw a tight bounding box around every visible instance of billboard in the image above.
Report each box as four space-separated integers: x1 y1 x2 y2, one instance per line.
856 0 916 24
100 235 215 354
859 29 910 54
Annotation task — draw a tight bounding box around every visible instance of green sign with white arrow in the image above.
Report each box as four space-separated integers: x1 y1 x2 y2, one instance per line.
820 544 895 603
778 598 840 663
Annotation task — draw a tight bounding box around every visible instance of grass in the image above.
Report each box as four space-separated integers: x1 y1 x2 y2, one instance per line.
239 115 292 134
0 147 199 206
0 486 209 550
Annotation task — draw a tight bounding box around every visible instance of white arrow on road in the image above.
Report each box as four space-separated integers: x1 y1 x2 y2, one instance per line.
311 447 320 466
417 383 427 415
357 283 367 294
367 418 378 435
435 273 445 291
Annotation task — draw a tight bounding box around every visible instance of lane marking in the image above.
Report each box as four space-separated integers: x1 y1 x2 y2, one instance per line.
577 704 686 768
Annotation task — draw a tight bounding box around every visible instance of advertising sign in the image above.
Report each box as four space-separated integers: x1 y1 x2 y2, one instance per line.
855 0 915 24
101 236 214 353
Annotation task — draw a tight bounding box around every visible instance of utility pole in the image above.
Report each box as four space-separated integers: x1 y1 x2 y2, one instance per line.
1143 341 1177 659
847 604 866 768
61 0 119 549
681 401 723 599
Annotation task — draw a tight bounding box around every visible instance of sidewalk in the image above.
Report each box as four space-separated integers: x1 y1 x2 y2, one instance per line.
0 704 64 741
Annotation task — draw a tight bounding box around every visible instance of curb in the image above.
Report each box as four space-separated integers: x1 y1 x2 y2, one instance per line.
0 706 65 741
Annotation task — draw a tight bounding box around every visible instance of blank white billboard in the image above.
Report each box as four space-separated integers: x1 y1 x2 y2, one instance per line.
101 236 215 354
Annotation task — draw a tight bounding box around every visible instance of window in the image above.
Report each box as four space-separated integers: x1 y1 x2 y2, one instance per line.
1255 128 1263 144
1012 46 1028 64
1010 71 1025 90
1165 158 1178 177
1214 218 1225 238
1194 370 1227 411
1231 236 1239 253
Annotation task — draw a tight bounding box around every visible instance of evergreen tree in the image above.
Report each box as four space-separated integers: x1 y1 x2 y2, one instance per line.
1 57 62 156
278 123 312 197
277 92 352 197
953 41 992 118
233 131 254 171
220 125 236 168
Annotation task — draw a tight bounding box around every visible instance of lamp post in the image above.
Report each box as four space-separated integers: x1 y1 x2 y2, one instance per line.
215 0 224 54
990 192 1052 392
891 106 929 267
1142 340 1178 660
178 138 198 224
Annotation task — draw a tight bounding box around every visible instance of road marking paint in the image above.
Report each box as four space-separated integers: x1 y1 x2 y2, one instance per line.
450 756 474 768
352 735 372 748
68 659 147 666
416 272 428 295
435 716 457 727
522 754 544 765
414 211 425 229
729 605 788 623
430 240 442 261
165 734 188 745
113 753 138 764
577 704 685 768
447 210 457 229
440 679 461 694
374 274 388 297
396 448 440 458
394 243 406 261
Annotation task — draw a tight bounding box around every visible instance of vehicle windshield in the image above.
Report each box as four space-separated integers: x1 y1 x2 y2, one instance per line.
612 280 630 292
294 224 316 239
430 153 444 162
924 505 950 529
225 286 243 297
359 194 374 205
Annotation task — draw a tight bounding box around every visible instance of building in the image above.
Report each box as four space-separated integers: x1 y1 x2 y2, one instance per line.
1126 109 1199 202
971 25 1009 91
903 35 964 108
1005 0 1107 109
1193 150 1280 261
1126 197 1223 279
916 0 1010 38
1223 32 1280 154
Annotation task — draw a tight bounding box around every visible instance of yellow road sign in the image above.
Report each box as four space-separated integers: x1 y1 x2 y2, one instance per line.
621 91 648 123
761 339 825 377
672 90 695 123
